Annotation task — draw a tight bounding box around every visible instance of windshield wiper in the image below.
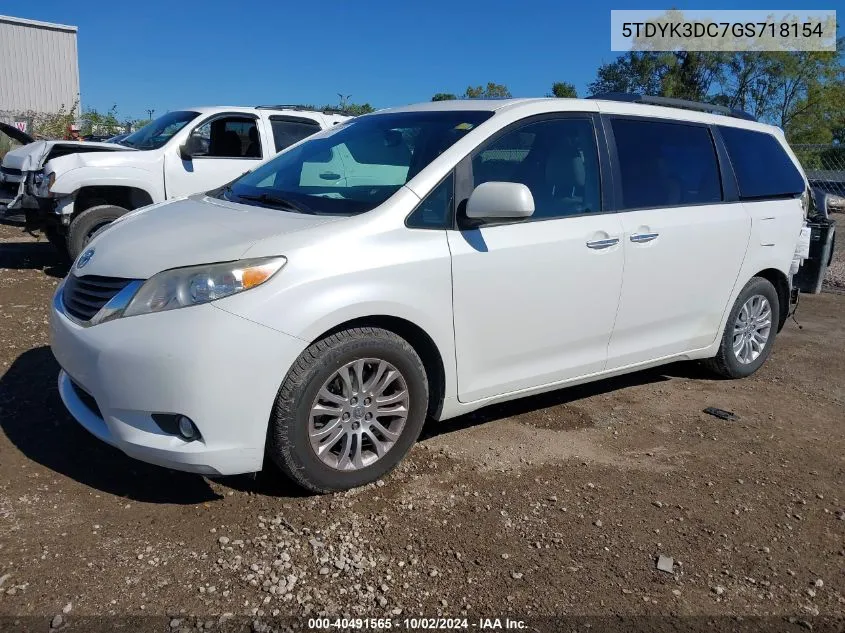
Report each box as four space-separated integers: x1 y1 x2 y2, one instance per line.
235 193 317 214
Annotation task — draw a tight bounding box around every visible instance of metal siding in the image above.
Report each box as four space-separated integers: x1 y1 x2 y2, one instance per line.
0 16 80 114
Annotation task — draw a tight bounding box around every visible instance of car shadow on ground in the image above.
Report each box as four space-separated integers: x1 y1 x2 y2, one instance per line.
0 346 222 504
1 345 720 502
421 361 718 440
0 222 69 278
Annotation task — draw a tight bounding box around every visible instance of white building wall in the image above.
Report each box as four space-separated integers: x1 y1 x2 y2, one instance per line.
0 15 80 115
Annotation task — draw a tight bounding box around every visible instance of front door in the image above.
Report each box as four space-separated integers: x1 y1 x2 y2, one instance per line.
165 114 265 199
448 115 624 403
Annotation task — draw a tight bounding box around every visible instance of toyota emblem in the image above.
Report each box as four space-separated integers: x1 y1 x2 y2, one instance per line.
76 248 95 269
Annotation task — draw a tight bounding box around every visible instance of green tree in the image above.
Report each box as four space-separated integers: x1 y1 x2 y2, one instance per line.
431 93 457 101
80 104 122 136
549 82 577 98
462 82 511 99
588 51 721 101
319 102 374 115
587 43 844 144
342 103 375 116
29 100 79 139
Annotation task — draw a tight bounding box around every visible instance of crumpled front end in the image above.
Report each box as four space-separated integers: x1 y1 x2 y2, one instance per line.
0 141 50 212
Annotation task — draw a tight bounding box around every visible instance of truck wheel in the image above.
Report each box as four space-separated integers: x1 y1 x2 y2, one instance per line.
267 327 429 493
704 276 780 379
67 205 127 260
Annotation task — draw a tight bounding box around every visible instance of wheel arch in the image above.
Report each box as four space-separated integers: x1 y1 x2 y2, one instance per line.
753 268 790 332
311 315 446 420
73 185 154 218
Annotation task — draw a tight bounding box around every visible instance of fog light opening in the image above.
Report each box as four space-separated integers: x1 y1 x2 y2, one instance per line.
177 415 198 441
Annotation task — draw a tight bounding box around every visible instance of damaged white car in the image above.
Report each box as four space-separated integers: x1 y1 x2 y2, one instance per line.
1 106 350 259
1 122 127 243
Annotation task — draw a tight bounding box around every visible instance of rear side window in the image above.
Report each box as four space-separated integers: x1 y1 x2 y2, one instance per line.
270 117 321 152
718 126 805 200
611 119 722 210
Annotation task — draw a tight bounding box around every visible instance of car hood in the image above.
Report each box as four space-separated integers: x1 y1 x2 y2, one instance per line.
2 140 130 172
0 122 34 145
77 195 345 279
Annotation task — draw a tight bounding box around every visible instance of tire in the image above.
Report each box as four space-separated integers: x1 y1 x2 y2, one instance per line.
66 204 128 261
704 276 780 379
268 327 429 493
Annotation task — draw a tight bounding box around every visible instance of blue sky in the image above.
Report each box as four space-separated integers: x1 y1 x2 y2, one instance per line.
3 0 833 121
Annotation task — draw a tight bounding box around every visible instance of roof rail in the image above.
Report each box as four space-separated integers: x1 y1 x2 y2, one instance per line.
256 104 355 116
588 92 756 122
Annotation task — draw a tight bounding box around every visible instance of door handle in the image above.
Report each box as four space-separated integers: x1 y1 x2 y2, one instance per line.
319 172 341 180
630 232 659 243
586 238 619 250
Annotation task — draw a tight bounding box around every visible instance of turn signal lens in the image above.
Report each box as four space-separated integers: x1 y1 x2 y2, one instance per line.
242 262 281 289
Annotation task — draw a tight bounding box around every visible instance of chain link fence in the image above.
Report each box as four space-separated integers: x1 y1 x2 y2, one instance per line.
793 144 845 203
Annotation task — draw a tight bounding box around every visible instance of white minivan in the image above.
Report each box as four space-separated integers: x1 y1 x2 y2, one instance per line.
50 97 811 492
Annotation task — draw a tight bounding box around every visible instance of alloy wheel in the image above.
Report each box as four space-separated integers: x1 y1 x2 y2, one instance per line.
732 294 772 364
308 358 410 470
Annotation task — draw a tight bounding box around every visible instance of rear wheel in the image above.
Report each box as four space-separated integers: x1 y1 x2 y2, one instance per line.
704 276 780 378
66 204 127 260
267 327 429 493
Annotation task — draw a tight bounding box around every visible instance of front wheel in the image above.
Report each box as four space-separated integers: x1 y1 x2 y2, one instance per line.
66 204 128 260
267 327 429 493
704 276 780 379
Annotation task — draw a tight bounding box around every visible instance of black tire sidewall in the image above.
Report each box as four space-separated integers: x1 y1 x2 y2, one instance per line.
270 330 428 493
67 205 127 260
720 278 780 378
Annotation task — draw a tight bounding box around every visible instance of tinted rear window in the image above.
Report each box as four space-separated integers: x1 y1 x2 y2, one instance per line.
718 126 804 200
611 118 722 210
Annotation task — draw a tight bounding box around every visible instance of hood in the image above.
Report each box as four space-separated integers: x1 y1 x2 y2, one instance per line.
1 140 131 172
0 122 34 145
76 195 345 279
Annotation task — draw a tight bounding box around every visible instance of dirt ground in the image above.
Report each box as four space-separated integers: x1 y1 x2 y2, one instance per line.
0 220 843 633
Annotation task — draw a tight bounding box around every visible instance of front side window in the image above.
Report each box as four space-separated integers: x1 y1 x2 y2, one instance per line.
611 119 722 210
270 117 322 152
718 126 805 200
120 110 199 150
222 111 493 216
470 117 602 219
189 117 261 158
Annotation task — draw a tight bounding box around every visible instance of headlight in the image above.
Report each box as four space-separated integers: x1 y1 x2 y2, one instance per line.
122 257 286 318
33 171 55 196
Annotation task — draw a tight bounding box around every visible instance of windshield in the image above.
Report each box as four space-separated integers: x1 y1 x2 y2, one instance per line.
120 110 199 150
220 110 493 215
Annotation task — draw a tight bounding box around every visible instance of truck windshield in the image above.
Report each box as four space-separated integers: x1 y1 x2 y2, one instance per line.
220 110 494 215
119 111 199 150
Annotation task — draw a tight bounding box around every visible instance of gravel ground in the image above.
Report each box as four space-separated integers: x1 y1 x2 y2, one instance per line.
0 220 843 633
823 213 844 290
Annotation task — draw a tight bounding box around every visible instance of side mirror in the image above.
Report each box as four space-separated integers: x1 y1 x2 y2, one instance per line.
179 135 202 161
465 181 535 221
179 142 193 161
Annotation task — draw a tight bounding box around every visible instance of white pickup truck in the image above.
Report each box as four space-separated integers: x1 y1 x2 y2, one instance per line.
1 106 350 258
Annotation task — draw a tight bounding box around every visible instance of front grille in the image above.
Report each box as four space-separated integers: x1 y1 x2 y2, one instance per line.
0 166 22 177
62 274 133 322
69 379 102 419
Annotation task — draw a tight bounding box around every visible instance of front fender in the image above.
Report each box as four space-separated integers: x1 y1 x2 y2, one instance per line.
49 165 165 203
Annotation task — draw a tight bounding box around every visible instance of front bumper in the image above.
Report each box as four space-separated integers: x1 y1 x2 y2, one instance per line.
50 282 307 475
